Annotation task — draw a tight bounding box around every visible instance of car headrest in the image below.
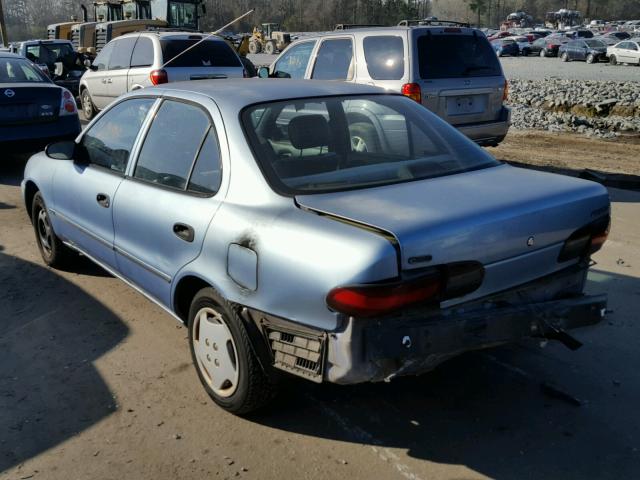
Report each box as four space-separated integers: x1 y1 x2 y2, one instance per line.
288 114 329 150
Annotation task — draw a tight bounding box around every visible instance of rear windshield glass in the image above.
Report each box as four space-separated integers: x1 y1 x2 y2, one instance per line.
585 39 606 47
161 39 241 68
0 58 49 83
242 95 499 195
417 34 502 79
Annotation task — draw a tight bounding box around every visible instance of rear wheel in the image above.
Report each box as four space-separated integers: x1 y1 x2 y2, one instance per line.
586 53 596 64
31 192 74 268
539 49 547 58
188 287 275 415
264 40 275 55
81 88 97 120
349 122 382 153
561 52 569 62
609 54 617 65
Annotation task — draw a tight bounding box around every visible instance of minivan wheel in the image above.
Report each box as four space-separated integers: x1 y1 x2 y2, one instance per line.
188 287 275 415
539 49 547 58
609 54 617 65
81 89 97 120
586 53 596 64
32 192 73 268
561 52 569 62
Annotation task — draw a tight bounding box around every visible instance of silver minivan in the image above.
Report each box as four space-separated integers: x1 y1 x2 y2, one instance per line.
80 31 244 119
261 26 511 146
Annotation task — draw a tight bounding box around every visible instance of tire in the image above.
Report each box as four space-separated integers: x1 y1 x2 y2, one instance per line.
561 52 569 62
248 41 260 54
539 49 547 58
349 122 382 153
586 53 595 64
31 192 74 268
188 287 275 415
609 54 617 65
81 88 97 120
264 40 275 55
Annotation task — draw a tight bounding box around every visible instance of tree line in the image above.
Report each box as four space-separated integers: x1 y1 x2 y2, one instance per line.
4 0 640 42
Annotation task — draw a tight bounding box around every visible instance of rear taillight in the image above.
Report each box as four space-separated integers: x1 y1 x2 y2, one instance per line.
326 262 484 318
401 83 421 103
59 89 77 116
558 216 610 262
150 69 168 85
503 79 509 101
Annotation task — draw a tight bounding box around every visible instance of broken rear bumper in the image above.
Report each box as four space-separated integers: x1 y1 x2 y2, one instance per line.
325 293 606 384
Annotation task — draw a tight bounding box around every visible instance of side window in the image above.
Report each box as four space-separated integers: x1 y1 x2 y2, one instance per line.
311 38 354 80
93 42 114 71
134 100 211 190
108 37 137 70
630 43 639 51
131 37 154 68
25 45 40 62
363 36 404 80
273 41 316 79
80 98 154 173
187 128 222 195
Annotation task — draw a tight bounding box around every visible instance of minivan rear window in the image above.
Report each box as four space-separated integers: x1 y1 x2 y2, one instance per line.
417 34 502 79
161 39 241 68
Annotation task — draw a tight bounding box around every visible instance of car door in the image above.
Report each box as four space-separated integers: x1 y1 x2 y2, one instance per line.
128 35 155 89
106 36 137 101
270 40 316 78
310 37 355 81
616 42 630 62
85 41 115 109
629 42 640 63
577 41 588 60
112 97 226 306
52 97 156 268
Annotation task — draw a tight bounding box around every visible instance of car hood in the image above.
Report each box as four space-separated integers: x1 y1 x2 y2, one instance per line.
296 164 609 271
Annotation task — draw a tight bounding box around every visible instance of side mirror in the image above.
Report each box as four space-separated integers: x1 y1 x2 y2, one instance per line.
257 66 270 78
45 141 77 160
83 58 92 68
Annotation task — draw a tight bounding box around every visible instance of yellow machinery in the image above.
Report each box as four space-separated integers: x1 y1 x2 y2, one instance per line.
248 23 291 55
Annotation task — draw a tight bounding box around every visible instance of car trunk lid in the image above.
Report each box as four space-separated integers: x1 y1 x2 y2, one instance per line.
0 84 60 125
296 164 609 278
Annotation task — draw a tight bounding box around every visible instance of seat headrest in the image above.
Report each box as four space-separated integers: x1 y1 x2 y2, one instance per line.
288 114 329 150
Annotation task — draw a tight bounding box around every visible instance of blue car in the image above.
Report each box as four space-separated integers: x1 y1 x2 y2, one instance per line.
22 80 610 414
0 52 80 151
492 38 520 56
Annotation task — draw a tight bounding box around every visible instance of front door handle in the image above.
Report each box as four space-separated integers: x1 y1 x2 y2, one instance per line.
106 78 112 84
96 193 110 208
173 223 194 242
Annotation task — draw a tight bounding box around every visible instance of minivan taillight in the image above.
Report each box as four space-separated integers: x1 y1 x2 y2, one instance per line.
326 262 484 318
503 79 509 101
401 83 422 103
150 69 168 85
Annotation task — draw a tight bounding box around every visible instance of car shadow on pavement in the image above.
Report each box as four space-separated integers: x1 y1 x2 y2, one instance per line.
0 153 33 187
254 269 640 479
0 247 128 473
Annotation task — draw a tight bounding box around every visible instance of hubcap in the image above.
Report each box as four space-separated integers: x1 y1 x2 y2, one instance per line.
192 307 239 398
351 135 368 152
82 92 92 116
37 208 53 255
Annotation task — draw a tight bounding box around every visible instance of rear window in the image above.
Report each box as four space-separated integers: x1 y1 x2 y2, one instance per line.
418 34 502 79
0 58 49 83
242 95 498 195
585 39 606 47
161 39 241 68
363 36 404 80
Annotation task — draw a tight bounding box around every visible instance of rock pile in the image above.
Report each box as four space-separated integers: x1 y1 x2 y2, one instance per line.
506 78 640 138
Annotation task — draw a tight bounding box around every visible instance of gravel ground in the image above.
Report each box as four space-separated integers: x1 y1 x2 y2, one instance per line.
500 56 640 82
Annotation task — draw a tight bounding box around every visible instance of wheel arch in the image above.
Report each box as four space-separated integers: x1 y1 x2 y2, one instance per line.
23 180 39 222
173 274 215 324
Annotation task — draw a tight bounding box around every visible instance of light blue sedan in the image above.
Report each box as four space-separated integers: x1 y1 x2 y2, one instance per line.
22 79 610 414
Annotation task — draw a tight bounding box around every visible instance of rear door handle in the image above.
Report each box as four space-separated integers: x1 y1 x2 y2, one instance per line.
173 223 194 242
96 193 110 208
106 78 112 84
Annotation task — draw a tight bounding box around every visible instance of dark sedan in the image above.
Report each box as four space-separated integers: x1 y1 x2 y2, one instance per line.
491 38 519 56
0 53 81 151
531 37 568 57
559 39 608 63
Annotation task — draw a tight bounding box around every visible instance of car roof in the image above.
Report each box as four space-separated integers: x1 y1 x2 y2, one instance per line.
0 52 24 59
118 31 228 41
156 79 391 115
297 25 480 39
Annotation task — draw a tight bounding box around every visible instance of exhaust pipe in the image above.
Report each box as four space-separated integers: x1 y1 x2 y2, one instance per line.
80 4 87 22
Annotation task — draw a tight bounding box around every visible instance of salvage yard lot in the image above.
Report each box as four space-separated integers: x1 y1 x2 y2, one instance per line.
1 134 640 479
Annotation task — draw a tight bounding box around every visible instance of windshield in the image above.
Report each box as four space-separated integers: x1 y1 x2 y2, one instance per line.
161 39 241 67
242 95 499 195
0 58 49 83
169 1 197 29
418 34 502 79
